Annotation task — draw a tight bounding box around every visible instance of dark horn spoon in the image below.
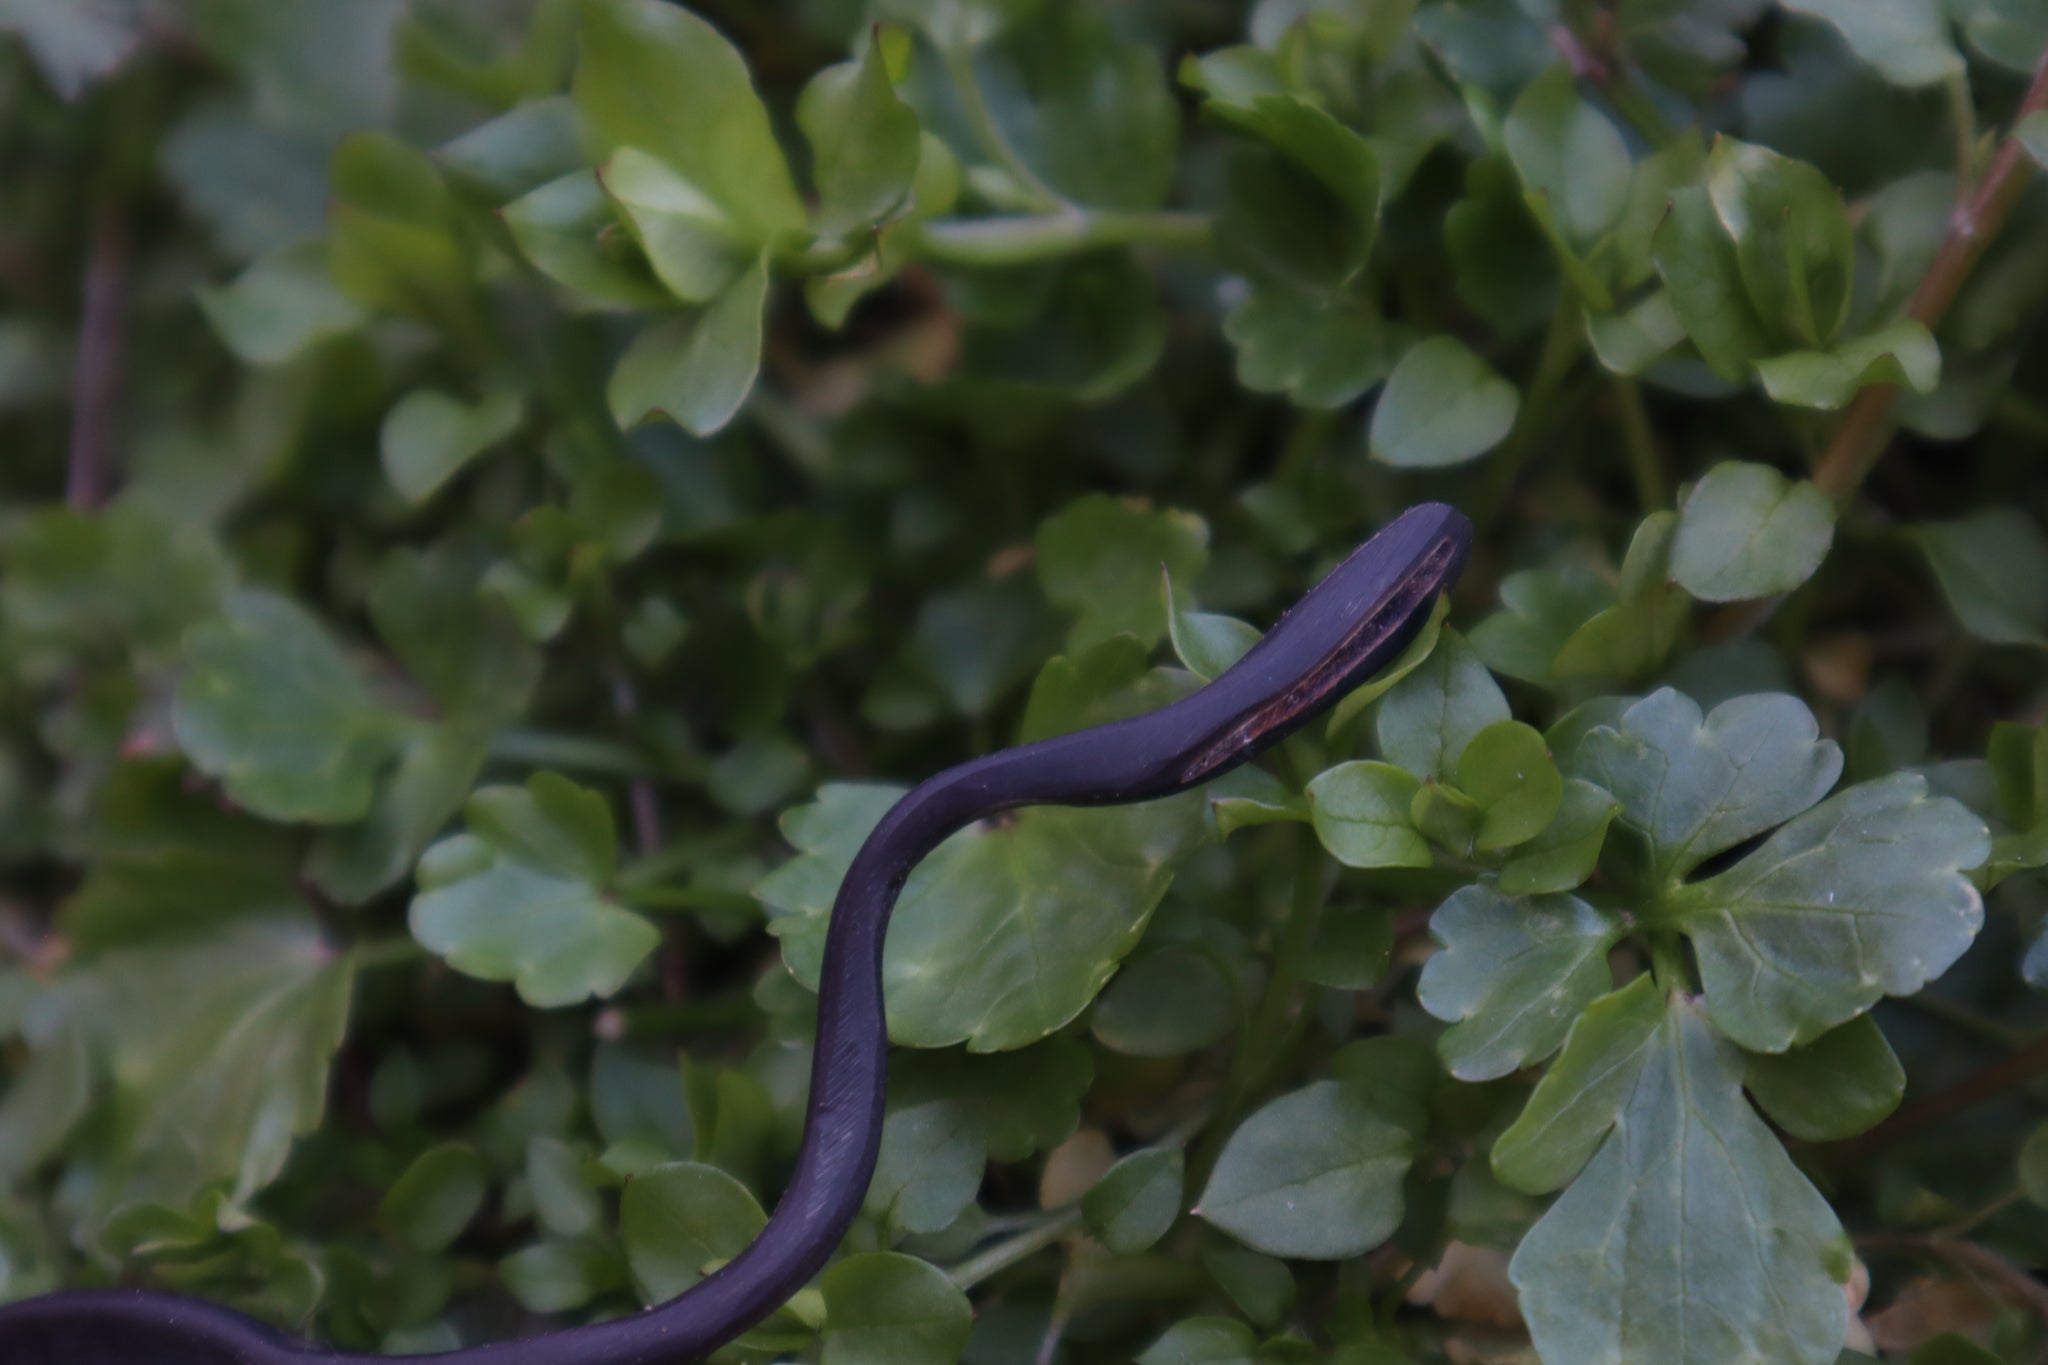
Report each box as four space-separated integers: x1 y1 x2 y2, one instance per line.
0 502 1471 1365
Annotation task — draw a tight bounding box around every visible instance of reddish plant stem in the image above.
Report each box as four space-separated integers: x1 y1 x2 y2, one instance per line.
606 664 684 1003
1811 48 2048 500
66 204 128 510
1710 50 2048 642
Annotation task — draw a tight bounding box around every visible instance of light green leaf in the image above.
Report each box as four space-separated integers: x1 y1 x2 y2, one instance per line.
573 0 804 238
1137 1318 1257 1365
1504 65 1631 247
1670 461 1837 601
1376 628 1510 782
1666 772 1988 1050
1208 764 1309 836
608 255 768 437
598 146 751 304
1368 337 1519 469
1756 318 1942 409
1306 762 1431 869
1083 1147 1184 1253
1325 592 1450 736
499 1238 626 1314
74 916 355 1207
1470 562 1614 683
197 240 366 366
501 171 672 308
380 1143 487 1253
1586 291 1686 376
1499 778 1621 894
1742 1014 1904 1140
1654 186 1772 382
1909 507 2048 645
1551 513 1688 681
1457 719 1564 850
435 95 585 205
410 775 657 1008
1507 991 1851 1365
798 36 921 236
365 542 541 720
1036 493 1209 652
1224 286 1407 409
528 1136 603 1238
620 1161 765 1300
756 782 1207 1050
174 591 405 825
1164 566 1259 683
380 387 524 504
1419 884 1622 1081
820 1253 973 1365
1573 688 1844 884
1707 137 1854 347
1197 1079 1412 1259
1780 0 1964 87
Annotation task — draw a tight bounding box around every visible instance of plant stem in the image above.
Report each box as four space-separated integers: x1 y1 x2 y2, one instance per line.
353 937 430 971
1856 1232 2048 1326
1810 48 2048 502
942 43 1066 212
902 210 1213 266
67 202 126 511
1613 377 1669 511
1481 296 1584 528
1647 932 1691 993
488 730 659 779
948 1206 1084 1290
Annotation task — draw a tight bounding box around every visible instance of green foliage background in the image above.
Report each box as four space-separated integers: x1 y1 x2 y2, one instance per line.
3 2 2048 1363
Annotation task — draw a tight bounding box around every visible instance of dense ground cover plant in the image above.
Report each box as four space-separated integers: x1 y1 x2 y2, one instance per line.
4 0 2048 1361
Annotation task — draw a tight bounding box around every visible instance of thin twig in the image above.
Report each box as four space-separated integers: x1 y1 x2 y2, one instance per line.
605 663 683 1003
1857 1232 2048 1326
66 204 127 510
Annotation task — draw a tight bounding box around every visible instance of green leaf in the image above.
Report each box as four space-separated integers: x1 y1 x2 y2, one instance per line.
1036 494 1209 652
1419 884 1622 1081
756 782 1206 1049
2021 1123 2048 1207
867 1099 987 1235
366 543 541 720
1376 628 1510 783
380 1143 487 1252
1586 291 1687 376
598 146 752 304
1670 461 1837 601
1654 185 1772 382
174 591 406 825
1137 1318 1257 1365
1706 137 1855 348
501 171 672 308
1324 593 1450 736
972 3 1179 211
380 387 524 504
436 95 585 205
620 1161 765 1300
1756 318 1942 409
1083 1147 1184 1253
820 1253 973 1365
528 1136 603 1238
1164 566 1259 683
1780 0 1964 87
1223 286 1407 409
1504 988 1851 1365
1306 762 1430 870
327 132 479 338
1909 508 2048 645
1573 688 1844 884
197 240 366 366
1197 1078 1413 1259
1742 1014 1904 1140
1504 65 1631 247
1202 1247 1294 1325
410 775 658 1008
1470 563 1614 683
1665 772 1988 1050
1209 764 1309 837
1551 513 1688 681
1368 337 1520 469
798 36 921 236
72 916 355 1207
893 1037 1093 1162
608 256 768 437
1457 719 1563 850
500 1238 626 1314
573 0 804 239
2020 110 2048 169
1499 778 1622 894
